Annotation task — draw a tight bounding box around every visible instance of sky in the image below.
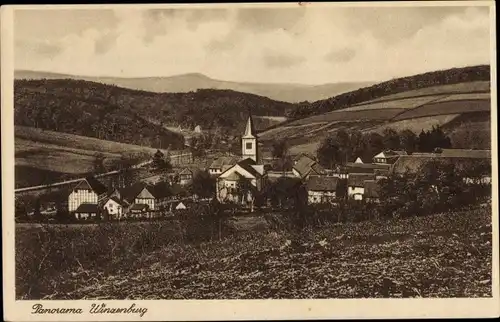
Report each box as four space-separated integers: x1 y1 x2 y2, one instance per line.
14 4 492 85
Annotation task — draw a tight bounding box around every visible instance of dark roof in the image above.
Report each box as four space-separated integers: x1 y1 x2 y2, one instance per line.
293 155 317 178
237 158 262 178
118 182 150 203
346 162 391 174
151 181 172 199
439 149 491 159
209 156 239 169
391 154 491 175
84 176 107 195
74 203 99 213
348 173 375 187
130 203 149 211
364 180 381 198
306 175 339 191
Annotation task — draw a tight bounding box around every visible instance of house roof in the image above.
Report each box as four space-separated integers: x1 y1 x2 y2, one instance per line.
130 203 149 211
175 201 187 210
178 168 193 176
74 203 99 213
391 154 491 175
105 196 126 206
348 173 376 187
307 175 339 191
237 158 262 178
439 149 491 159
224 172 245 181
364 180 381 198
118 182 151 203
209 156 239 169
293 155 317 178
74 176 107 195
346 162 391 174
374 150 408 158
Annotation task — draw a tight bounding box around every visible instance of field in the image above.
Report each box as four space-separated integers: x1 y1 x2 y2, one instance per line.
393 99 491 121
16 206 492 299
357 81 490 105
342 95 447 112
14 126 184 188
368 114 461 134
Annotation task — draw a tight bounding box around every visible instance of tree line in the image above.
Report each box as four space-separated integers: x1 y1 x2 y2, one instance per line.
316 126 452 168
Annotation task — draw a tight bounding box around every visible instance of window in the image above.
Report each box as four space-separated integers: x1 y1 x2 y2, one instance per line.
246 142 252 150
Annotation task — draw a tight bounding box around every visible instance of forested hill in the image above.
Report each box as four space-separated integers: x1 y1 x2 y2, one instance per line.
14 79 297 142
287 65 491 119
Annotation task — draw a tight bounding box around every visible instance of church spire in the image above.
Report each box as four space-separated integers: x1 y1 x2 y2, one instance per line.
243 110 256 138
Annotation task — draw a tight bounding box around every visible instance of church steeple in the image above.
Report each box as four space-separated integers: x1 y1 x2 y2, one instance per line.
241 110 258 162
243 112 256 139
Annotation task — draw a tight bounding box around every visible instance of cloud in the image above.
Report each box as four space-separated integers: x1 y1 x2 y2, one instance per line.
13 5 491 84
324 48 356 63
263 53 305 69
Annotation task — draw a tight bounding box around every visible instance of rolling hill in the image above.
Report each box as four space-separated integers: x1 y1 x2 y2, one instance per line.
259 78 491 156
14 79 296 139
15 70 372 103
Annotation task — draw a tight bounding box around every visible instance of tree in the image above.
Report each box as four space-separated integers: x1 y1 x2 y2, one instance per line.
317 136 341 169
272 139 291 174
151 149 172 174
93 153 106 174
400 129 418 154
191 170 216 199
382 128 401 150
33 198 43 222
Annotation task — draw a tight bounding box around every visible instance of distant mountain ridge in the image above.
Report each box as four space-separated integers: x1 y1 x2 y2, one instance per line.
14 70 372 103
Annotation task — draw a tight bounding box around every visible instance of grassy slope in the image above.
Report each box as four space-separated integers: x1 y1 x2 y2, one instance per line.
259 81 491 155
15 126 178 187
16 206 492 299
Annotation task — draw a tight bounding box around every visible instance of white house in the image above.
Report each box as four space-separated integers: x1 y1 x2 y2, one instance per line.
354 157 364 164
68 176 107 213
194 125 202 134
306 175 340 204
103 197 126 219
347 173 375 200
178 168 193 186
373 150 408 164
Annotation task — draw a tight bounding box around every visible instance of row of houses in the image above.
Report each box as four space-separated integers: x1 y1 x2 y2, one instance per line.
69 168 197 220
294 148 491 204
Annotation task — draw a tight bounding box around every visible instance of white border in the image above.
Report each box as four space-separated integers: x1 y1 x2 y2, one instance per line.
2 2 499 321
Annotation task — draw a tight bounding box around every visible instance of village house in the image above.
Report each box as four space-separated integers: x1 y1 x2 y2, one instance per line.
110 182 156 216
68 176 107 217
194 125 202 134
208 156 239 176
306 175 341 204
215 113 268 207
363 180 382 203
178 168 194 186
345 162 391 179
348 173 376 200
102 196 126 220
373 150 408 164
292 154 325 180
391 149 491 183
74 203 100 220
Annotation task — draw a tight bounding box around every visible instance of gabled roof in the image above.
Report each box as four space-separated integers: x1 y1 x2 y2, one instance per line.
307 175 339 191
105 196 126 207
178 168 193 176
348 173 376 187
364 180 381 198
293 155 317 178
74 176 107 195
224 172 245 181
391 154 491 175
209 156 239 169
118 182 151 204
237 158 262 178
74 203 99 213
374 150 408 158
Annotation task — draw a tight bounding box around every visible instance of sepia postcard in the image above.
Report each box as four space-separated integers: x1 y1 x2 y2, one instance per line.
2 1 499 321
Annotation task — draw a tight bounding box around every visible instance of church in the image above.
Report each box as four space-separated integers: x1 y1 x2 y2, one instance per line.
214 113 267 206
